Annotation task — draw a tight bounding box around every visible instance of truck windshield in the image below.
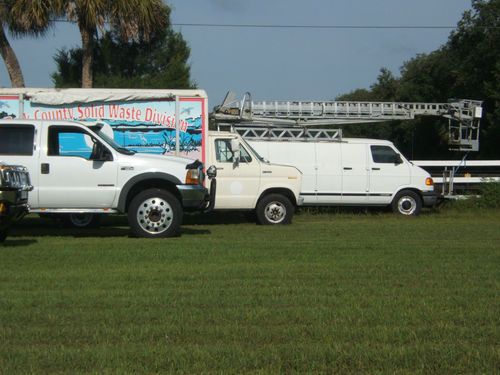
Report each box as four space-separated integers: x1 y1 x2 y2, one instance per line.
89 126 136 155
241 138 268 163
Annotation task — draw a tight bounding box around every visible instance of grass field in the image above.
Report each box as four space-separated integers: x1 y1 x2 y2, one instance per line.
1 209 499 374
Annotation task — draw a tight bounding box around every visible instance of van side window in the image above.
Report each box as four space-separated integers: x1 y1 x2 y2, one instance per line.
371 145 399 163
0 125 35 155
215 139 252 163
48 126 94 159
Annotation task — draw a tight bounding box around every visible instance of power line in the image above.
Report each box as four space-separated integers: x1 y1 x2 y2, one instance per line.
51 19 500 30
171 23 459 30
51 19 459 29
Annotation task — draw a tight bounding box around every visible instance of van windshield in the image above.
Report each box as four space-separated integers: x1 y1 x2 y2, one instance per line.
89 126 135 155
241 138 268 163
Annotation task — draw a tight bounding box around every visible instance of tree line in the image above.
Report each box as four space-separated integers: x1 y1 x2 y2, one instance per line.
0 0 190 88
337 0 499 159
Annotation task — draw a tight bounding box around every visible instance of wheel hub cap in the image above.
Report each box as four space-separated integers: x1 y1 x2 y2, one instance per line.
265 202 286 224
398 197 416 215
136 197 173 234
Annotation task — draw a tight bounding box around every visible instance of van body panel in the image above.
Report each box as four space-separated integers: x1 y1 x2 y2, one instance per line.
249 137 434 208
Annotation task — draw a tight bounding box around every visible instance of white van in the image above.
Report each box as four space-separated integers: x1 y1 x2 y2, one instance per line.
248 137 436 215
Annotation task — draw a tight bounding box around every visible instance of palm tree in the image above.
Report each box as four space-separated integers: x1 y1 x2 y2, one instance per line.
0 0 55 87
57 0 169 88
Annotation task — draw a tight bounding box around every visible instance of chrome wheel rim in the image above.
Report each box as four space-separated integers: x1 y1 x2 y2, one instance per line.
264 201 286 224
398 196 417 215
136 197 173 234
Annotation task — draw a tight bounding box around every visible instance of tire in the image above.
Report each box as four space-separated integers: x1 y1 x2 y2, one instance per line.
0 229 8 243
62 213 101 228
127 189 182 238
256 194 294 225
391 190 422 216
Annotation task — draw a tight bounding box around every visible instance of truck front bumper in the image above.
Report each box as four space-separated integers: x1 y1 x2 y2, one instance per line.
0 201 29 230
422 191 438 207
177 184 212 211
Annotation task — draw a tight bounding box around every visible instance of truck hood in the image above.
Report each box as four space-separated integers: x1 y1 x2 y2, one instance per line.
262 162 302 177
118 153 199 183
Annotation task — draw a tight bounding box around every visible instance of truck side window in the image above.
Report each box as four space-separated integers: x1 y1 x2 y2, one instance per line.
371 145 399 163
0 125 35 155
48 126 94 159
215 139 252 163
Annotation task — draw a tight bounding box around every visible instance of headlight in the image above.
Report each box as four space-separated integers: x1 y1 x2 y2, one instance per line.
185 168 201 185
185 159 205 185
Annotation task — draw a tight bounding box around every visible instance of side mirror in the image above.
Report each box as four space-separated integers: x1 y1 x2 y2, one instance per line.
394 154 403 165
230 138 240 165
92 143 113 162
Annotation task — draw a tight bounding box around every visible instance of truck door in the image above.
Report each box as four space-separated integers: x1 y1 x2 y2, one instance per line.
341 143 369 204
38 125 118 208
212 138 261 209
368 145 410 204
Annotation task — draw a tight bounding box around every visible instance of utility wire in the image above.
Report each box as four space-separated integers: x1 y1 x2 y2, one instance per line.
51 19 500 30
171 23 459 29
51 19 460 29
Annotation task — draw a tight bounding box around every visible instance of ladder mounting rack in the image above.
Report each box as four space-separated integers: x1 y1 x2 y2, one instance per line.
213 92 483 151
217 123 342 142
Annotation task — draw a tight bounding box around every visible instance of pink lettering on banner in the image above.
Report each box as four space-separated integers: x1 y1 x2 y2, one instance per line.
33 108 75 120
77 104 105 119
145 108 188 131
108 104 142 121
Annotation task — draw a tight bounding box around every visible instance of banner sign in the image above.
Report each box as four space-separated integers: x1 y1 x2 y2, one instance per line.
0 95 205 161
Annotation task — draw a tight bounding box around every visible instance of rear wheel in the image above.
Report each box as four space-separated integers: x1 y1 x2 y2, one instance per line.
61 213 101 228
256 194 294 225
391 190 422 216
0 229 8 243
128 189 182 238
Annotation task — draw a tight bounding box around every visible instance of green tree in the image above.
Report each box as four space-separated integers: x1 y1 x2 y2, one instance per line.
55 0 169 88
0 0 55 87
52 27 194 89
337 0 500 159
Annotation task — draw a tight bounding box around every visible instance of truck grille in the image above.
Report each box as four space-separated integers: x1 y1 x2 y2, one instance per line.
0 165 32 191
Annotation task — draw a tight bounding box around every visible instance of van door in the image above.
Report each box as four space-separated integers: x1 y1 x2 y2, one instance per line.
212 138 261 209
38 125 118 208
315 142 342 204
0 123 40 207
341 143 369 204
368 145 410 204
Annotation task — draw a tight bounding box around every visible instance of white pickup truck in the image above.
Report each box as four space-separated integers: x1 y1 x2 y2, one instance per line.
0 119 213 237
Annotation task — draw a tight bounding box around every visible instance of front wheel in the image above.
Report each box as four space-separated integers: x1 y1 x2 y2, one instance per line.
128 189 182 238
391 190 422 216
256 194 294 225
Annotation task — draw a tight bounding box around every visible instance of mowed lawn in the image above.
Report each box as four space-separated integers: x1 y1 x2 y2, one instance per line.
0 210 499 374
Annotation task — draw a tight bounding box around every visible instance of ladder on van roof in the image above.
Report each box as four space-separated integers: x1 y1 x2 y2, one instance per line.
212 92 483 151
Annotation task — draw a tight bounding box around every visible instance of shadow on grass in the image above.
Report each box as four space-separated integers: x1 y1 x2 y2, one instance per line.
8 214 215 238
1 239 38 247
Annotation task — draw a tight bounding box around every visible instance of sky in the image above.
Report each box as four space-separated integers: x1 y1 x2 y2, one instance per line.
0 0 473 106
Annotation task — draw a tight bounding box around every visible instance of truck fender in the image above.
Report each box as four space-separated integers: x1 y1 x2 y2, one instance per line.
117 172 182 213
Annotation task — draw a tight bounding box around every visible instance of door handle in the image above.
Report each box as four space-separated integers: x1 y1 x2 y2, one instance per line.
372 167 381 171
216 167 224 170
343 167 352 170
41 163 50 174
